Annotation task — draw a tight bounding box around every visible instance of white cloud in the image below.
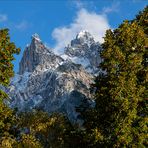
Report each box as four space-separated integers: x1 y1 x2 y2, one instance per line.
15 20 30 31
0 14 7 22
52 8 110 54
72 0 96 10
73 0 84 9
102 2 120 14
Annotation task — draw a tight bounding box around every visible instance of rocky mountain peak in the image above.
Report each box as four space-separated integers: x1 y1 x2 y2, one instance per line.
64 31 102 74
76 30 94 40
19 34 64 75
70 30 95 47
32 33 41 42
6 30 102 123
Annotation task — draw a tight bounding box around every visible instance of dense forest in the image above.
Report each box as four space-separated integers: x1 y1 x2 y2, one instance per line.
0 6 147 148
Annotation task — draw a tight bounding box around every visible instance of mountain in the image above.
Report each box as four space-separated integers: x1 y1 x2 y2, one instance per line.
19 34 64 75
6 31 101 123
62 30 102 74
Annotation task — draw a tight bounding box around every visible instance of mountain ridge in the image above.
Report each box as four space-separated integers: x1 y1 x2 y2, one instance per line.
6 31 101 123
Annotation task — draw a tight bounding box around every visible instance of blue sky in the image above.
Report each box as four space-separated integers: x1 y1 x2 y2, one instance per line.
0 0 147 73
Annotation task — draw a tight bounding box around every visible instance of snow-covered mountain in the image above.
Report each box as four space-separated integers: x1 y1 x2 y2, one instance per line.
6 31 102 123
62 30 102 73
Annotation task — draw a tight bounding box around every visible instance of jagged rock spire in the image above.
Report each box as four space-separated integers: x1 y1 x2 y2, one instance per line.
19 34 43 74
32 33 41 42
76 30 93 39
64 31 101 73
19 34 64 75
72 30 95 46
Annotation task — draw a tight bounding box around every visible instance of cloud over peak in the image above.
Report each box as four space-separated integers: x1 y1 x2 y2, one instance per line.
52 8 110 54
102 2 120 14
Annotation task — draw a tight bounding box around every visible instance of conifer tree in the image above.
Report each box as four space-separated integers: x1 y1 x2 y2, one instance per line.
0 28 20 147
86 7 148 147
0 29 42 147
0 29 20 87
19 111 74 148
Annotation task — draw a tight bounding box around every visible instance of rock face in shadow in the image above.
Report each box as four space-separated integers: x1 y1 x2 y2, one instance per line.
6 32 101 123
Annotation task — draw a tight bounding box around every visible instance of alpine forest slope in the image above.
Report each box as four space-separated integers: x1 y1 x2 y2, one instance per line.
0 6 147 148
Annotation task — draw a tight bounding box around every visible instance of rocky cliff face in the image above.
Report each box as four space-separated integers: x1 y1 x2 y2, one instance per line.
6 31 101 123
19 34 64 75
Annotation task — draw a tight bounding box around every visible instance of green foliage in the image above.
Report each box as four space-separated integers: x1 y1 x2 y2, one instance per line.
0 29 21 147
84 7 148 147
19 111 73 148
135 5 148 34
0 29 20 87
16 134 42 148
0 29 41 148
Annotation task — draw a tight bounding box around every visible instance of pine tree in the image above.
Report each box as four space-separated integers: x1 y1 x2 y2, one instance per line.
132 6 148 147
19 111 74 148
0 29 20 147
0 29 20 87
0 29 43 147
86 7 148 147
